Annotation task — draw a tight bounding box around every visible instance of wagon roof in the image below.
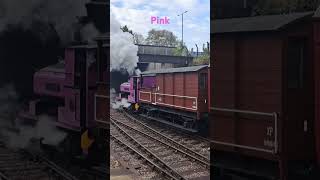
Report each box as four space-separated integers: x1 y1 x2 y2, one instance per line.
212 11 314 34
141 65 208 75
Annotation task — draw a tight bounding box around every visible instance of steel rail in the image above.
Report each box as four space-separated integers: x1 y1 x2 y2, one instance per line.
110 134 180 180
39 156 80 180
110 119 185 180
126 110 211 144
20 150 79 180
121 111 210 165
111 115 210 169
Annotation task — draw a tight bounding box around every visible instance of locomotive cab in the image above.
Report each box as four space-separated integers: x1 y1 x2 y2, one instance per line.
118 82 130 100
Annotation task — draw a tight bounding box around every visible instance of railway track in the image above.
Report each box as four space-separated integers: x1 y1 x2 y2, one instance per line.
111 134 172 180
112 109 210 161
0 142 78 180
122 110 211 159
110 110 210 180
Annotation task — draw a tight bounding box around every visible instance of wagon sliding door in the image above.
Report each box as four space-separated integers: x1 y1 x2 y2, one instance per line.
211 36 281 155
285 37 315 160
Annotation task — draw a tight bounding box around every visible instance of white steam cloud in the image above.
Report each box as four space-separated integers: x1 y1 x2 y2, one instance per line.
110 88 131 109
111 13 139 75
0 84 66 149
112 98 131 109
3 115 67 149
0 0 98 44
81 23 100 44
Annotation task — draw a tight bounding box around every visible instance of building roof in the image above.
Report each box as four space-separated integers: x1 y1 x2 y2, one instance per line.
212 12 313 34
141 65 208 75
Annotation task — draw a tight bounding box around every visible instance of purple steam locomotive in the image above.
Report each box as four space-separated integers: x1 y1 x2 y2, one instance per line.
20 44 108 128
19 37 109 161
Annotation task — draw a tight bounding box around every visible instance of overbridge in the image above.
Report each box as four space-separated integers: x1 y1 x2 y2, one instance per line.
136 44 193 71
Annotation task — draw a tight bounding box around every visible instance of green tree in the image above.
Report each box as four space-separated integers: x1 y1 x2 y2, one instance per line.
193 43 210 65
120 25 133 35
133 33 145 44
120 25 145 44
145 29 179 46
173 42 188 56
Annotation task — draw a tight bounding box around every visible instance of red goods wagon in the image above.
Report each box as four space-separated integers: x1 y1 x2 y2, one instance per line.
314 8 320 168
211 12 316 180
139 65 209 131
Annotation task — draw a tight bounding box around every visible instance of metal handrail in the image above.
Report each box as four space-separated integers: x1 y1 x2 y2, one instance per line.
210 107 278 154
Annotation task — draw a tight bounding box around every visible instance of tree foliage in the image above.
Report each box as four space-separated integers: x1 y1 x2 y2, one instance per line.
173 42 188 56
120 25 133 35
145 29 179 47
133 33 145 44
120 25 145 44
193 43 210 65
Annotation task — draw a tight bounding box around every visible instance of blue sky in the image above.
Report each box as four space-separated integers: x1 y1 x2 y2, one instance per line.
111 0 210 51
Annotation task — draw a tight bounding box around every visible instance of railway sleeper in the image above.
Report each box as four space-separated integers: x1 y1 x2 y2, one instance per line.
120 112 208 161
111 135 180 180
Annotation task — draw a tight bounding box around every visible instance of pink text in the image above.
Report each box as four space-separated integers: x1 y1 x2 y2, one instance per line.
151 16 170 24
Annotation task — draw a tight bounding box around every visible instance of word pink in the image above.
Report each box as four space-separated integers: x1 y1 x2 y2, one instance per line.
151 16 170 24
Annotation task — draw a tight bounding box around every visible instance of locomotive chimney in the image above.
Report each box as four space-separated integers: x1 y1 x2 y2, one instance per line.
85 0 109 33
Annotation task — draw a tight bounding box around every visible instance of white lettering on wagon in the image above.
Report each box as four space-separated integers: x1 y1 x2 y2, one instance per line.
264 126 275 148
266 127 274 137
264 140 275 148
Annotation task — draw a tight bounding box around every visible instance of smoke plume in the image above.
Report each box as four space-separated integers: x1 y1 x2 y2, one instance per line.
0 0 102 99
0 0 91 45
3 115 67 149
110 88 131 109
111 98 131 109
110 13 139 75
0 84 66 149
80 23 100 44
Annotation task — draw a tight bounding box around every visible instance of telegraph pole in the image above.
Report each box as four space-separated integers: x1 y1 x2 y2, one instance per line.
178 11 188 46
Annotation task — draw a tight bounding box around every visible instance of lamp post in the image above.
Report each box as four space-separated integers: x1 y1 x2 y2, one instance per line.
178 11 188 47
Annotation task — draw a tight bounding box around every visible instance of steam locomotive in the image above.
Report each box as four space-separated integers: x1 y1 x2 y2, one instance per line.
17 0 110 166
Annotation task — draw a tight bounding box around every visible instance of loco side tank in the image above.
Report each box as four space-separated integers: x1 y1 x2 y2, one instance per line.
21 44 107 131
